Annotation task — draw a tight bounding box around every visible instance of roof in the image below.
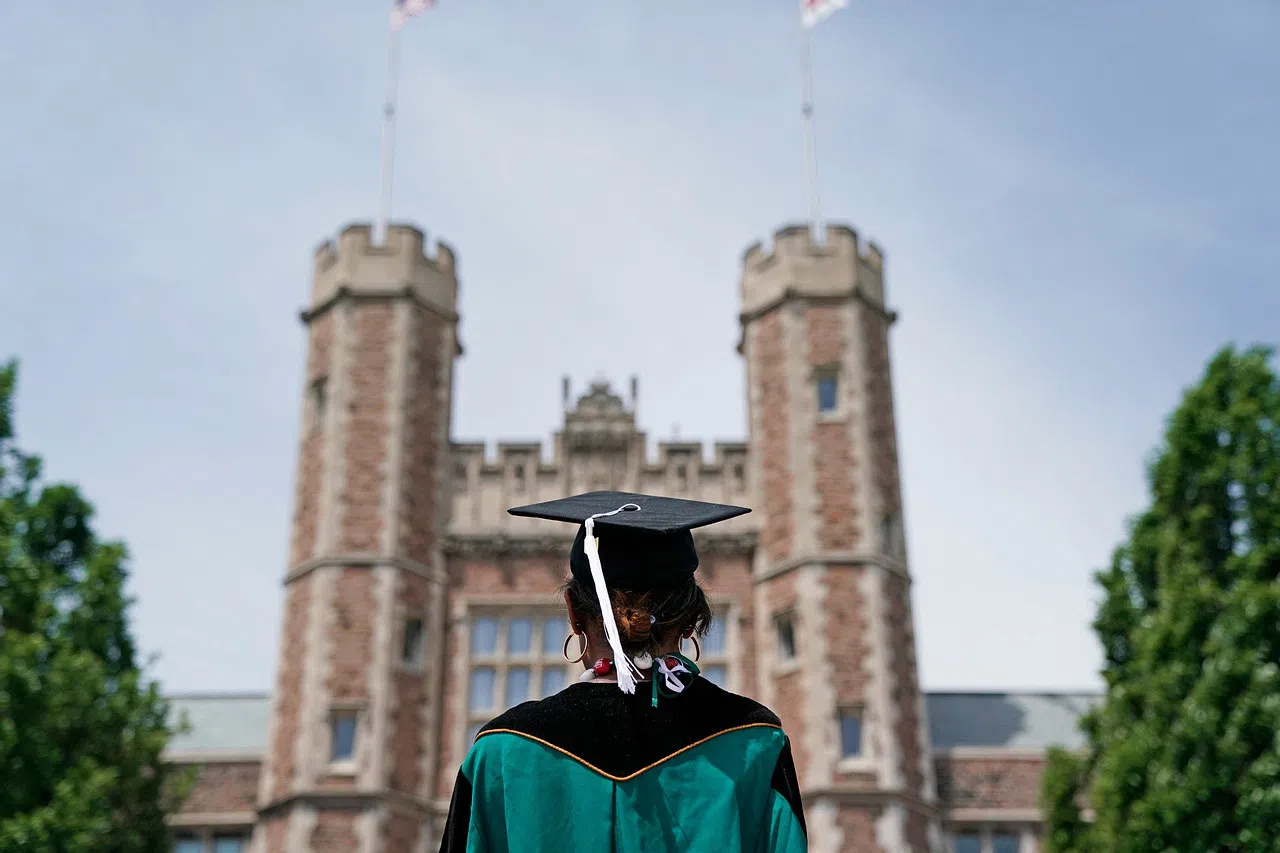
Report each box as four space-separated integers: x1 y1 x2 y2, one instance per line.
164 691 1102 757
926 692 1102 751
167 693 273 753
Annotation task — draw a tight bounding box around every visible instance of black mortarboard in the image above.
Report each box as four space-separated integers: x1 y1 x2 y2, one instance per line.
509 491 750 694
507 491 751 590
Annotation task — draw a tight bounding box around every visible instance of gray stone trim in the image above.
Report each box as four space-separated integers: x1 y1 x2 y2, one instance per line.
284 555 446 586
803 787 939 818
755 552 911 583
862 561 900 792
441 532 757 558
366 566 397 791
695 532 758 555
785 301 818 558
735 287 898 352
258 789 429 818
943 807 1043 823
165 750 263 764
302 286 459 325
168 812 257 828
936 747 1056 760
300 287 464 356
442 534 572 558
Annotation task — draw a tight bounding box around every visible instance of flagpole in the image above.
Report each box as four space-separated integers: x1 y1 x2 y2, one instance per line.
798 5 823 245
375 20 402 247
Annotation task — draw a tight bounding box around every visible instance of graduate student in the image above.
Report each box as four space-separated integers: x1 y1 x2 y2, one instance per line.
439 492 807 853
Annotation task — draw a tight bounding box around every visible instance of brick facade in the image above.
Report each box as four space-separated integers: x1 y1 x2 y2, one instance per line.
839 805 883 851
935 755 1047 813
311 812 360 852
327 568 375 704
265 576 311 803
432 572 463 801
181 762 260 815
390 573 431 797
751 310 796 564
825 566 871 711
700 553 757 697
399 305 449 565
253 225 458 853
739 224 940 850
860 301 903 541
886 572 927 799
807 304 860 551
166 221 1065 853
338 303 393 553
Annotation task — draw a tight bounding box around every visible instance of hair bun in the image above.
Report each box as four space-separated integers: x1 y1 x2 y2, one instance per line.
615 603 654 644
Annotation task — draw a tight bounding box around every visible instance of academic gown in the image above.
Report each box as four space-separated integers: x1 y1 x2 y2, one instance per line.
439 677 807 853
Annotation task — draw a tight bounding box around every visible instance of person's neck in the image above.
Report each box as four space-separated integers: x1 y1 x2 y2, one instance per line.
582 641 684 683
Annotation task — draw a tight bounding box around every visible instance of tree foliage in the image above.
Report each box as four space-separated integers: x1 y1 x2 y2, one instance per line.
1043 345 1280 853
0 360 188 853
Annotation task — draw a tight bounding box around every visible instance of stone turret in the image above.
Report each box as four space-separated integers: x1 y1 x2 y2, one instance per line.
311 223 457 319
257 222 460 853
740 222 940 852
740 223 886 323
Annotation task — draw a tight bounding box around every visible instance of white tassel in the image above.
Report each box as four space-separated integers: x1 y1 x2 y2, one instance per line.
583 504 643 694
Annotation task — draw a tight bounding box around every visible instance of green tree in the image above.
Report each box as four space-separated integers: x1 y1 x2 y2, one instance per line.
0 360 188 852
1042 345 1280 853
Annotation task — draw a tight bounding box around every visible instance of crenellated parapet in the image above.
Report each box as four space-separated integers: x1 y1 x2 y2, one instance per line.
740 222 887 323
642 441 749 492
307 222 458 323
445 434 754 534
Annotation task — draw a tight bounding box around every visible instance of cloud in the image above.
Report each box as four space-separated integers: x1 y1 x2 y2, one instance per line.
384 49 1125 689
5 0 1273 696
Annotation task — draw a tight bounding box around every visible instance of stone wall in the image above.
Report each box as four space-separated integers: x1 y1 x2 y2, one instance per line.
256 223 458 853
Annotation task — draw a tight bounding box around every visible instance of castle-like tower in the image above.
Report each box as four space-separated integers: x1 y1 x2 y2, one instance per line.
741 225 940 851
252 220 941 852
257 224 459 852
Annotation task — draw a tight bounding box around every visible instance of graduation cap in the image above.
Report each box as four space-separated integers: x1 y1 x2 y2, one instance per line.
508 491 750 694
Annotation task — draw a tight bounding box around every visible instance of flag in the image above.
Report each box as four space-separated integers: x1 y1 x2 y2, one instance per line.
801 0 847 28
391 0 434 31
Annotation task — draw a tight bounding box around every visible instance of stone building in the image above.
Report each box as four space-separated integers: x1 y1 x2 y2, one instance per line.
165 221 1099 853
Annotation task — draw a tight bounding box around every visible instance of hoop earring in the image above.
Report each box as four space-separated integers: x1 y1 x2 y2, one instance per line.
684 635 701 662
563 632 588 663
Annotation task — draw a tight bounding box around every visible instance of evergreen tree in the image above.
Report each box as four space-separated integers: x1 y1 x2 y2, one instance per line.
1043 345 1280 853
0 360 188 852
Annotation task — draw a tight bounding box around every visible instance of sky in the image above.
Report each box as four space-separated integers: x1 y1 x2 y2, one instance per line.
1 1 1277 695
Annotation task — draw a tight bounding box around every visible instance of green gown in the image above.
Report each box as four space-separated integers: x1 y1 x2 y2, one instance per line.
439 675 807 852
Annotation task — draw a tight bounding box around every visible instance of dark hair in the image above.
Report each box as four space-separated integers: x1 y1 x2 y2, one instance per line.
564 575 714 657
